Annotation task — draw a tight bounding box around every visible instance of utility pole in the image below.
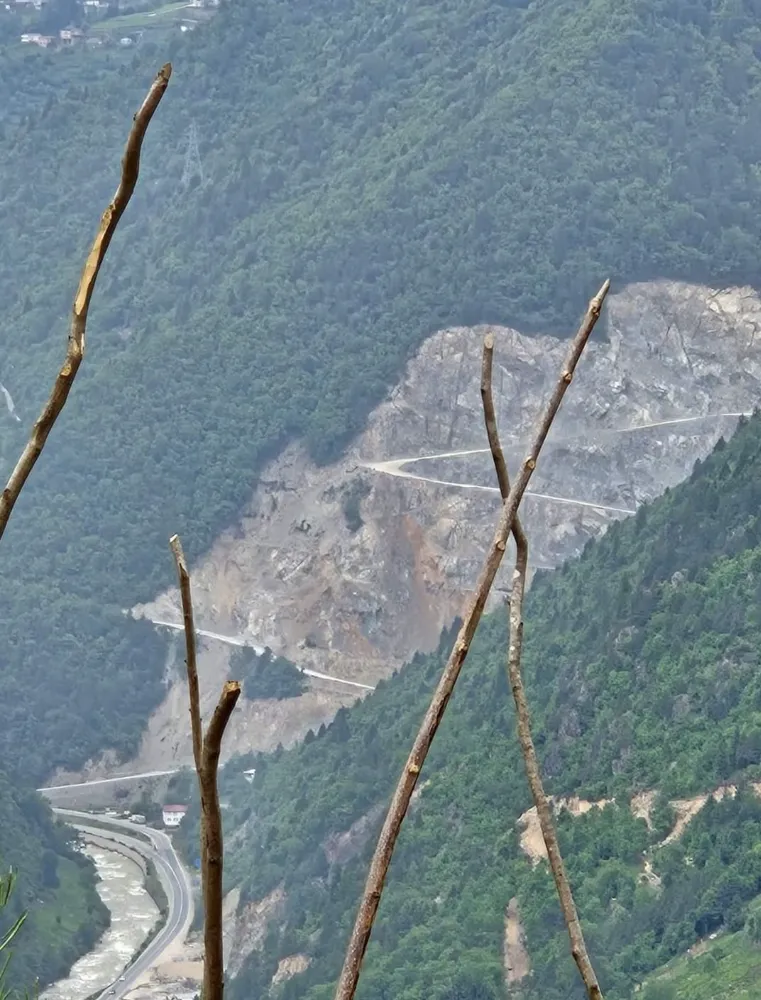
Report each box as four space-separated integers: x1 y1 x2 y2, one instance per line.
181 121 204 188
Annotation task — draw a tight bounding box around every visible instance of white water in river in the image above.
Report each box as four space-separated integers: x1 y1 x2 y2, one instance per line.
42 846 159 1000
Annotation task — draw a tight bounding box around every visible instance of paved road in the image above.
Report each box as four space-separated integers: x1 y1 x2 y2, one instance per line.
54 809 193 1000
38 770 180 793
363 452 637 514
150 619 376 691
362 412 750 515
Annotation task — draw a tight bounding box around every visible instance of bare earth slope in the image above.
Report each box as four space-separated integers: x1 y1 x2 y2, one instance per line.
97 278 761 776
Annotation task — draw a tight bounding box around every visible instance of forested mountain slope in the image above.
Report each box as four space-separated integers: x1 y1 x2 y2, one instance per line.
187 412 761 1000
0 773 108 992
0 46 136 126
4 0 761 782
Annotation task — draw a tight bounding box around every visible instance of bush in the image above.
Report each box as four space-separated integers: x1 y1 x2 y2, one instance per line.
341 478 372 534
230 646 306 701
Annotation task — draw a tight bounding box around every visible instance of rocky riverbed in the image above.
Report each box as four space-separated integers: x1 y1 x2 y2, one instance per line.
42 846 159 1000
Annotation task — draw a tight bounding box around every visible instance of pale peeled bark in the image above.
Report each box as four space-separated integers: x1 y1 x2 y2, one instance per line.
0 65 172 540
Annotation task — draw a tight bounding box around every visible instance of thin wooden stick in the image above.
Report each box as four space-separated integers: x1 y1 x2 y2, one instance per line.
333 280 610 1000
482 333 603 1000
201 679 241 1000
170 536 241 1000
0 64 172 541
170 534 203 775
170 533 208 942
480 328 528 555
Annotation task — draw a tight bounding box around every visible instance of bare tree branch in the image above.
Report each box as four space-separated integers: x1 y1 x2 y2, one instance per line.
201 679 241 1000
204 681 241 769
481 332 603 1000
0 64 172 541
170 534 203 775
170 533 208 951
508 541 602 998
480 328 528 556
334 280 610 1000
170 536 241 1000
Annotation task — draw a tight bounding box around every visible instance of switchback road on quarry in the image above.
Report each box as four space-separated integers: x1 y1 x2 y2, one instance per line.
361 412 749 514
150 620 376 692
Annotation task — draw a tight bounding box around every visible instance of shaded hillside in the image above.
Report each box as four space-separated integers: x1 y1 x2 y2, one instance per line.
0 774 108 992
4 0 761 781
637 891 761 1000
179 411 761 1000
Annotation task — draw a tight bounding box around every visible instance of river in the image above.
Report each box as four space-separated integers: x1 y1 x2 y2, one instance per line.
42 845 159 1000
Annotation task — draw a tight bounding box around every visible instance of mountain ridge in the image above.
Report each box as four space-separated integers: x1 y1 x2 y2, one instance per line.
5 0 761 783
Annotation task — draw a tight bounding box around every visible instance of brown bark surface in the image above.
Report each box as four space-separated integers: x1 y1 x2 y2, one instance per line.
482 333 603 1000
171 535 240 1000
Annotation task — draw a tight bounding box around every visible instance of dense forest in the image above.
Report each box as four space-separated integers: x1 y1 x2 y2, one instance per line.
230 646 307 701
2 0 761 783
172 412 761 1000
0 771 108 992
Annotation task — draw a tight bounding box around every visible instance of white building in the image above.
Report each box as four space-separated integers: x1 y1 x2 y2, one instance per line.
20 32 55 45
162 804 188 828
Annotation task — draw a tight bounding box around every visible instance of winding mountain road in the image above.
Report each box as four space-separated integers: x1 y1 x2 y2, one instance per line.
363 451 637 514
45 418 746 807
150 619 376 691
38 770 179 793
53 809 192 1000
143 416 748 701
362 412 750 514
32 412 751 994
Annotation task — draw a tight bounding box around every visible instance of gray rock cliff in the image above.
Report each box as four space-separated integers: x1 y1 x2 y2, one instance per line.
124 279 761 770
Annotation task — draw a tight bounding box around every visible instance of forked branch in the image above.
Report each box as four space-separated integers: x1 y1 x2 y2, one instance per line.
481 333 602 1000
0 64 172 541
333 280 610 1000
170 535 241 1000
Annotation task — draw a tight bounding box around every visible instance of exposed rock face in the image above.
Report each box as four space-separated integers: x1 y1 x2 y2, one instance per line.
271 954 311 986
322 803 385 868
128 280 761 771
504 897 531 985
225 884 287 980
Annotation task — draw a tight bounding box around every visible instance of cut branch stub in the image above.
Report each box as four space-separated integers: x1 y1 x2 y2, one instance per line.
199 679 240 1000
169 533 240 1000
170 533 203 775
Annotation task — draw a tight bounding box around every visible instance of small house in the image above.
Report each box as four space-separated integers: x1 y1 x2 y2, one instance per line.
162 804 188 828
